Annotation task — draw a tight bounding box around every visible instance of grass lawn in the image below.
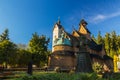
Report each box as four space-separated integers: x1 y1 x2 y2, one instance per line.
2 71 120 80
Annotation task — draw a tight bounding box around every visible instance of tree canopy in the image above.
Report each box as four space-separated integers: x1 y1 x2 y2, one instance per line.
0 29 17 68
0 29 50 68
92 31 120 58
28 32 50 67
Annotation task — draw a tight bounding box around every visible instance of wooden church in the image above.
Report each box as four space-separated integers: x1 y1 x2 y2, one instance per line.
48 19 113 72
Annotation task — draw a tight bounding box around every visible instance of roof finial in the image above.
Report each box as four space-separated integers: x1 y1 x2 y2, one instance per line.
57 16 61 25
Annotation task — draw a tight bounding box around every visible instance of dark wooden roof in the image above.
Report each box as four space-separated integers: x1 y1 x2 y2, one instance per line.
90 54 113 60
88 39 102 51
80 19 88 25
65 32 79 46
90 54 103 60
86 28 91 34
103 55 113 60
56 23 63 29
53 20 64 31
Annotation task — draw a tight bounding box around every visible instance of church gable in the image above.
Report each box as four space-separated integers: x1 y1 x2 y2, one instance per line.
78 19 91 35
72 30 80 37
79 24 88 34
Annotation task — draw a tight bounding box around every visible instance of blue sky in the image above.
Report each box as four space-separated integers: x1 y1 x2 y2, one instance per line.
0 0 120 49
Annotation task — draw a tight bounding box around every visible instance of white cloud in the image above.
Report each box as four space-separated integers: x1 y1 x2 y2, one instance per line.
89 11 120 23
92 14 106 21
65 10 120 25
90 11 120 23
108 11 120 18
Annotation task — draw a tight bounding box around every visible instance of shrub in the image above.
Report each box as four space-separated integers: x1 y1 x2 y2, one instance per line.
92 62 103 74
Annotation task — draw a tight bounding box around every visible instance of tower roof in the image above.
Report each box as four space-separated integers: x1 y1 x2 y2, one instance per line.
53 19 64 31
79 19 88 26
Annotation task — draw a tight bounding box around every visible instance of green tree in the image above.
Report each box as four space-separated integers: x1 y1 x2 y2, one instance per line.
0 40 17 68
104 33 111 56
97 31 104 44
110 31 118 56
17 49 31 67
0 29 9 41
0 29 17 68
91 34 97 42
117 35 120 54
28 32 50 67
